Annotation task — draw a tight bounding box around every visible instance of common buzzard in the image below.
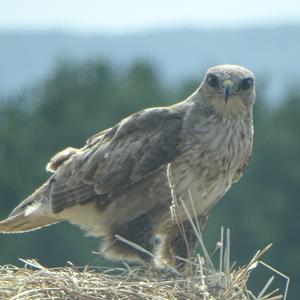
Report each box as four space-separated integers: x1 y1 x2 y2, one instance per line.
0 65 255 267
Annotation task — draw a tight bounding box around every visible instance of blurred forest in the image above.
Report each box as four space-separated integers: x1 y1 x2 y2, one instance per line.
0 61 299 297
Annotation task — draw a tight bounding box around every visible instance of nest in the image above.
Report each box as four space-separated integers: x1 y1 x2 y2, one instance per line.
0 239 287 300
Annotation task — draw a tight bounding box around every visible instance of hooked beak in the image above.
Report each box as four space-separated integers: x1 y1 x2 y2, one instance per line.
223 80 234 103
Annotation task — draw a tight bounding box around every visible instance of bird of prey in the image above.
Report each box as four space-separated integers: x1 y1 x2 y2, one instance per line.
0 64 255 268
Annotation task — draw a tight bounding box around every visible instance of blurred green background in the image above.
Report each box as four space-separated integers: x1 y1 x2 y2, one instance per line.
0 59 299 297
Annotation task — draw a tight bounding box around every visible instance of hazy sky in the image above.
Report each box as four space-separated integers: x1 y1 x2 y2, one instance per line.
1 0 300 32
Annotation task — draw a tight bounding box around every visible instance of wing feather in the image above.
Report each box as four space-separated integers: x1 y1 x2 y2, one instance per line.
50 106 185 213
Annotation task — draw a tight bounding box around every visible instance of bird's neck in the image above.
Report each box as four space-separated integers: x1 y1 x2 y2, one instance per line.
181 95 253 139
187 92 253 121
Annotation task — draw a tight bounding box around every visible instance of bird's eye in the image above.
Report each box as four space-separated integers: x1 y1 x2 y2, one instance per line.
207 74 219 88
239 78 253 90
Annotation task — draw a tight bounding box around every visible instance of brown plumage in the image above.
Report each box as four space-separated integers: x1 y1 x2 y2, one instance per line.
0 64 255 267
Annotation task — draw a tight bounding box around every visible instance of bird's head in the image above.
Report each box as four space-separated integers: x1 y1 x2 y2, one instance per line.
197 65 255 116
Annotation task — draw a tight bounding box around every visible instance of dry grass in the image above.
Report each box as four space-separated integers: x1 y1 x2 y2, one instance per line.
0 236 288 300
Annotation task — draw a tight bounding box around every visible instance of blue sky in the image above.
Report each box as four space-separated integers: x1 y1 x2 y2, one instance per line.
1 0 300 32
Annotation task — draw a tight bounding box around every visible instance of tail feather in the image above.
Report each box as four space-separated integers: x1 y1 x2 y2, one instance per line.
0 212 59 233
0 179 61 233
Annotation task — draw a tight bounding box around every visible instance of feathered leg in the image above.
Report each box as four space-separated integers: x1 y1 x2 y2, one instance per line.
101 212 155 262
156 215 209 270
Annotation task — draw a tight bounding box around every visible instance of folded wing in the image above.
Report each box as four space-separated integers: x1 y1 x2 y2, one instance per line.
50 107 185 213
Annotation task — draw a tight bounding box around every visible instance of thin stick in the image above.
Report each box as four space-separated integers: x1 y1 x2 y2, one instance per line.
219 226 224 273
260 261 289 300
188 189 202 237
178 197 214 269
257 276 274 299
197 254 207 300
166 163 190 256
224 228 231 286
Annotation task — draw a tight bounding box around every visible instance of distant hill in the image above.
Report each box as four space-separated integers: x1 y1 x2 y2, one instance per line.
1 26 300 103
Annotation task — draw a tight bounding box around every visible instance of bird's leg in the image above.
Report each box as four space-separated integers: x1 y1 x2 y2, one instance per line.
170 219 200 270
103 212 155 263
156 216 209 272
